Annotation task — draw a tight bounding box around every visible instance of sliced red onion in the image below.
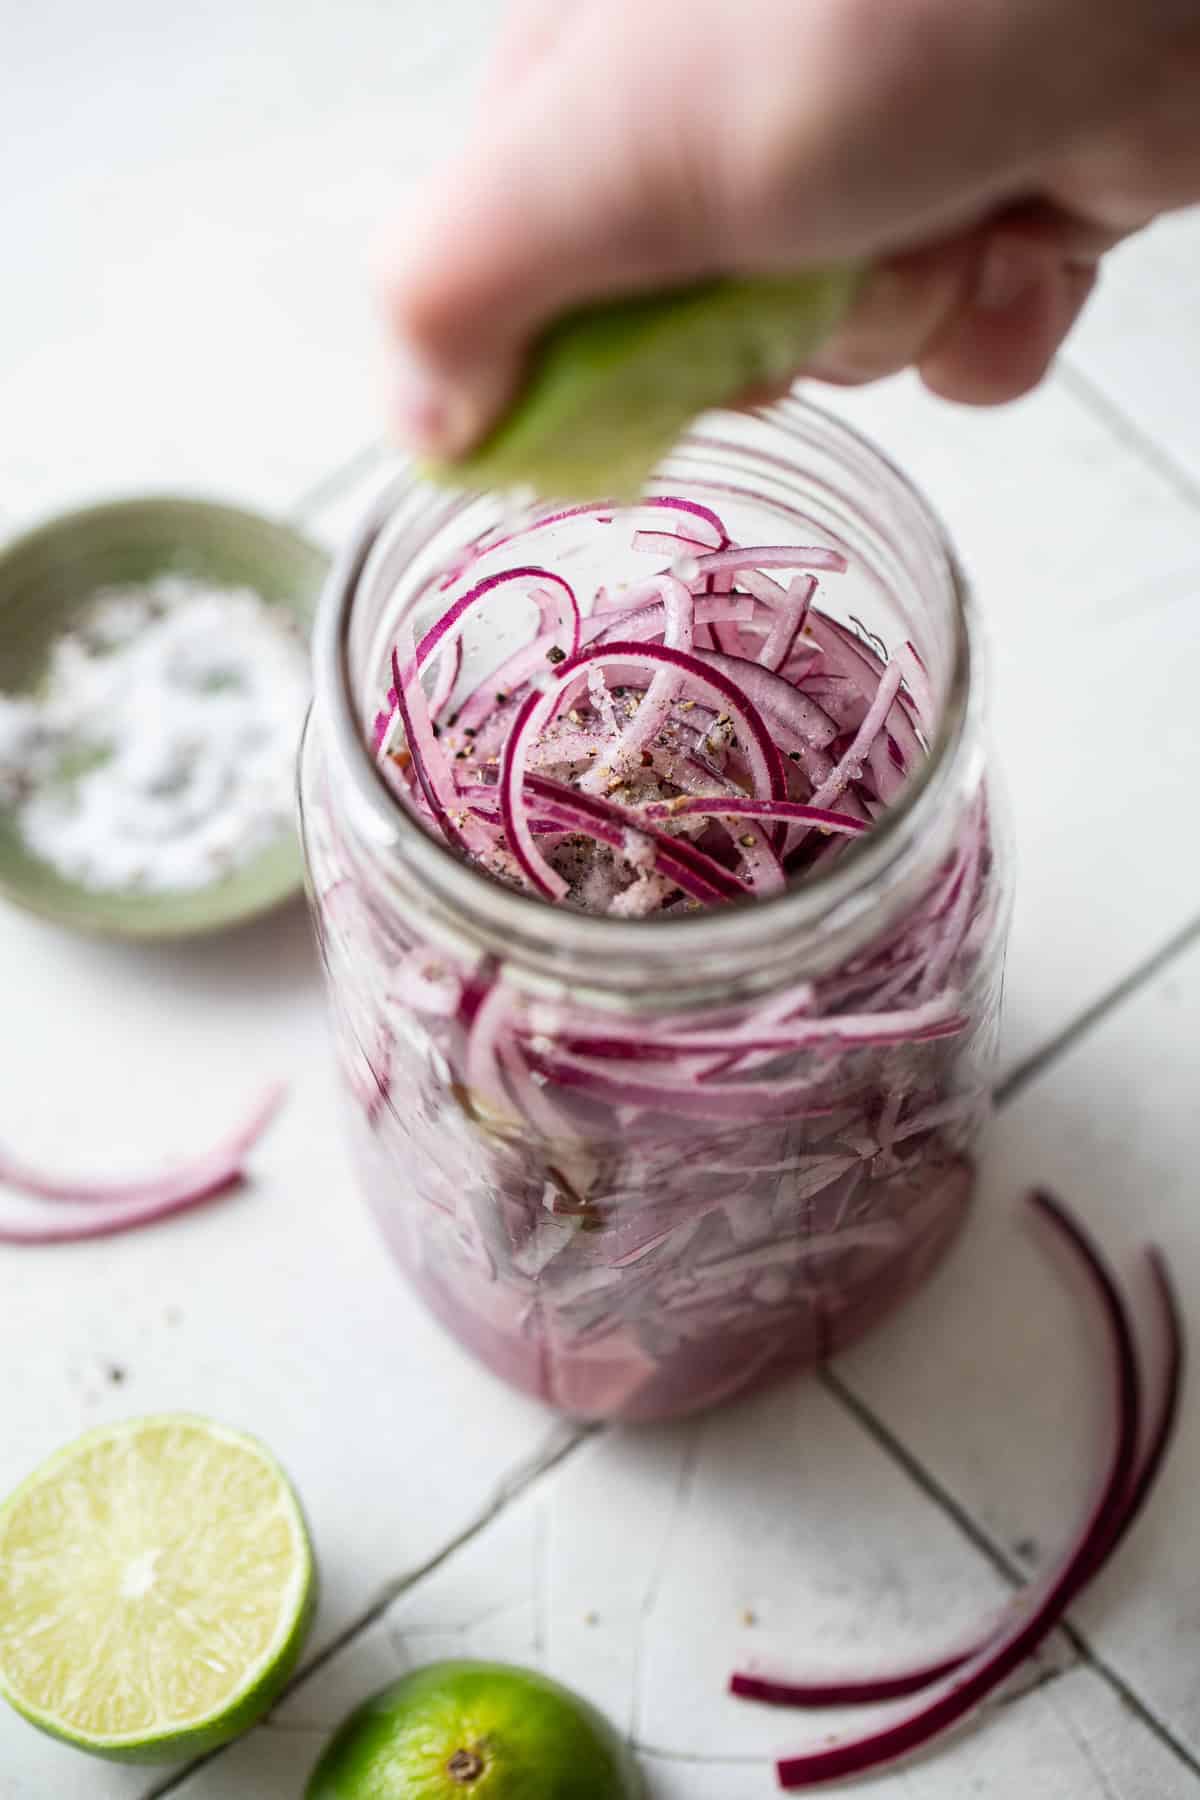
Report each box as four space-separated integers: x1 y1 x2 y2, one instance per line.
691 546 849 582
366 511 993 1208
464 975 514 1113
498 1037 575 1140
500 691 570 900
896 639 933 727
696 648 837 752
453 595 756 743
632 530 710 560
759 575 817 672
374 596 471 751
755 1191 1146 1787
429 634 464 722
498 642 788 891
378 569 580 752
587 663 622 739
633 796 867 836
633 496 728 549
919 798 985 997
461 779 746 908
433 502 620 591
729 1652 971 1711
526 1052 845 1122
738 1237 1185 1717
417 565 580 674
393 645 495 863
0 1085 286 1245
560 996 965 1061
1110 1248 1184 1546
458 497 724 582
523 775 750 905
804 615 925 771
582 578 695 792
804 658 904 815
730 568 788 611
592 591 756 650
370 706 393 755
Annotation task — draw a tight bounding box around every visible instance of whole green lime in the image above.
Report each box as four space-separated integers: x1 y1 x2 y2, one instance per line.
305 1660 639 1799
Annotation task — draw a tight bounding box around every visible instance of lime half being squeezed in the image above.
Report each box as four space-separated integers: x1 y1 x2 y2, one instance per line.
0 1414 316 1763
424 265 862 502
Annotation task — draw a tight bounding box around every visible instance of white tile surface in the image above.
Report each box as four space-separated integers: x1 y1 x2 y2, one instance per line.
3 6 1200 1796
1065 208 1200 493
0 0 497 520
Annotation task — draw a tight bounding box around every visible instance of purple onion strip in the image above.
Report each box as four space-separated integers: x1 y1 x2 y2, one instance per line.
765 1190 1145 1788
0 1085 287 1245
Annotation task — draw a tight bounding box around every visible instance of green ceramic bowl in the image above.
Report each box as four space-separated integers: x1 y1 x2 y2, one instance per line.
0 496 328 939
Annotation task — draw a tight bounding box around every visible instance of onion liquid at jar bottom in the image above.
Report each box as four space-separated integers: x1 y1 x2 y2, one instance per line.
304 749 1004 1425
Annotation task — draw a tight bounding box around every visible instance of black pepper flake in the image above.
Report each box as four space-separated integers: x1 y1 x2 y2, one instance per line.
462 726 476 737
455 749 470 760
432 722 441 737
612 686 626 697
496 690 509 704
788 750 802 763
546 645 566 664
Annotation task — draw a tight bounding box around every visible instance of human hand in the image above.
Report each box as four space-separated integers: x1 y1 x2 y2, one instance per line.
377 0 1200 458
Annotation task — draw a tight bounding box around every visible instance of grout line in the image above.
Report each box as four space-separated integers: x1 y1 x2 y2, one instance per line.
532 1492 548 1663
287 440 388 525
629 1432 701 1744
819 1368 1021 1590
633 1742 768 1766
996 908 1200 1110
820 1367 1200 1784
1044 1679 1126 1800
1058 360 1200 517
141 1425 591 1800
1060 1654 1200 1789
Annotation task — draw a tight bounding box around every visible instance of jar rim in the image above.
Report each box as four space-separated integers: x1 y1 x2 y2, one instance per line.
312 396 979 1002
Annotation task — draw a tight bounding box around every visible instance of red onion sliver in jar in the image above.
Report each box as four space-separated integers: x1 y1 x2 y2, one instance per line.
301 399 1012 1423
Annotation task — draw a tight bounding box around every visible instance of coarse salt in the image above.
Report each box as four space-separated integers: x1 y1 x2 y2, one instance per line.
0 575 310 893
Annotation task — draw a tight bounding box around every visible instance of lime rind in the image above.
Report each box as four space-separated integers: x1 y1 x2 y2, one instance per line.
306 1659 641 1799
0 1413 317 1765
424 265 863 502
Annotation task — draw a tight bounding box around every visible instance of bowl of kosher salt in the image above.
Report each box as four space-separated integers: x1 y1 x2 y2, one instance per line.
0 497 328 937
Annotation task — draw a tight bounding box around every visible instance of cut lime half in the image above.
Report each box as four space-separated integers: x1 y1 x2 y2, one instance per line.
0 1414 316 1764
424 265 863 502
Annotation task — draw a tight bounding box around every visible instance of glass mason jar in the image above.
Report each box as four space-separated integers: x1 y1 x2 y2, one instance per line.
300 399 1011 1424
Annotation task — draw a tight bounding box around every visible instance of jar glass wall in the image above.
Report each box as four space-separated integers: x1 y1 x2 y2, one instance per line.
300 399 1011 1423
